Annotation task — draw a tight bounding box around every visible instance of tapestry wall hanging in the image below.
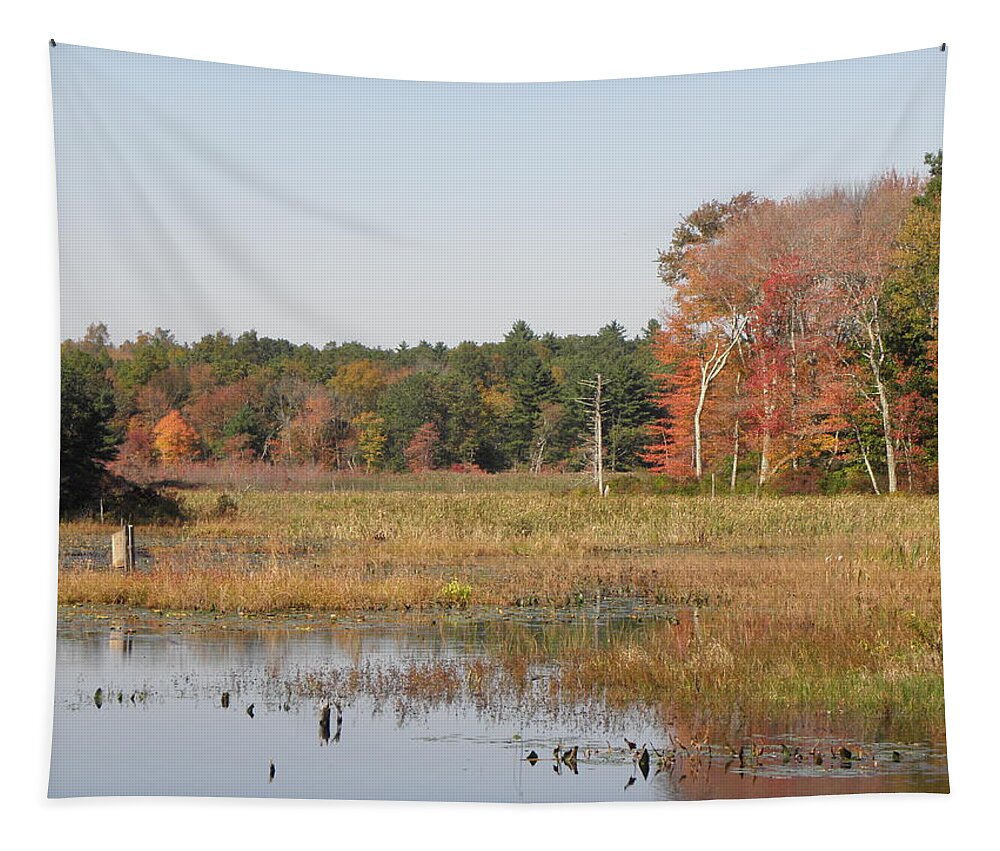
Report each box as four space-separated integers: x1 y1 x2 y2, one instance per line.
50 43 948 801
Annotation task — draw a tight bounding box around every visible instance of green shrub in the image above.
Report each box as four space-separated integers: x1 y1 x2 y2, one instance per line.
439 577 473 607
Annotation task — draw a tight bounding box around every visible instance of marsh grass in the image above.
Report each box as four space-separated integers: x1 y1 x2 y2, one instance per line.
132 464 589 493
58 490 943 736
62 490 937 558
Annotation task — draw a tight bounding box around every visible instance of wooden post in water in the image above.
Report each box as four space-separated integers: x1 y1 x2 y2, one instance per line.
111 523 136 572
111 525 125 570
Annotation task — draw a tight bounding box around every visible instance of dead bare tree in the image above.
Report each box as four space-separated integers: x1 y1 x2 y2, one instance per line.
578 374 608 496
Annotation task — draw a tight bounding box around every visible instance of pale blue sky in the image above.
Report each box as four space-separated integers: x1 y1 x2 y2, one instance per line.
51 44 946 347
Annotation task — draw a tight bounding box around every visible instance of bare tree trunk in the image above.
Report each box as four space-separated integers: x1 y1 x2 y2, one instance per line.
729 370 741 492
693 374 708 480
875 374 897 493
854 424 881 495
730 418 739 492
758 431 771 487
260 431 278 462
758 375 773 487
593 374 605 496
578 374 607 496
863 304 897 493
531 435 547 475
691 317 747 481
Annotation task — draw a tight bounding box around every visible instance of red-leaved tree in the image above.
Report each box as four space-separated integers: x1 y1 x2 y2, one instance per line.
404 422 441 472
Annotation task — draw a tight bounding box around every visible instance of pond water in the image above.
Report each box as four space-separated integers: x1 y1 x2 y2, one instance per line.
49 606 948 802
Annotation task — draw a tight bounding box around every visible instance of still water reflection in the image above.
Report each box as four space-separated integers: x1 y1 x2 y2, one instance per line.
50 607 947 801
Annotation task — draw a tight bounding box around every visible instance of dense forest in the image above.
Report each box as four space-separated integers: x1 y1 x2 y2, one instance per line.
60 317 661 504
60 154 940 512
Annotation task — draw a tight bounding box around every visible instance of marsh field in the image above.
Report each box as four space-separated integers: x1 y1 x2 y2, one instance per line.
52 481 946 801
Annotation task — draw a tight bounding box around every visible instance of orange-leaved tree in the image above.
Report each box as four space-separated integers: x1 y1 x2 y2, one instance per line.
152 409 201 464
645 194 761 480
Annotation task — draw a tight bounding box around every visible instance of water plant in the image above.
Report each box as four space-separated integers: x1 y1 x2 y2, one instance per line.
439 577 473 607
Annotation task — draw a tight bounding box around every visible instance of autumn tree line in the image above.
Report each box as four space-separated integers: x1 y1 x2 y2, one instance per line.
644 153 941 495
60 154 940 513
60 317 660 511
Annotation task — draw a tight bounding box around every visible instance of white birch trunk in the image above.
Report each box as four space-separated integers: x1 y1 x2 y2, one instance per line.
730 419 739 492
693 372 708 480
